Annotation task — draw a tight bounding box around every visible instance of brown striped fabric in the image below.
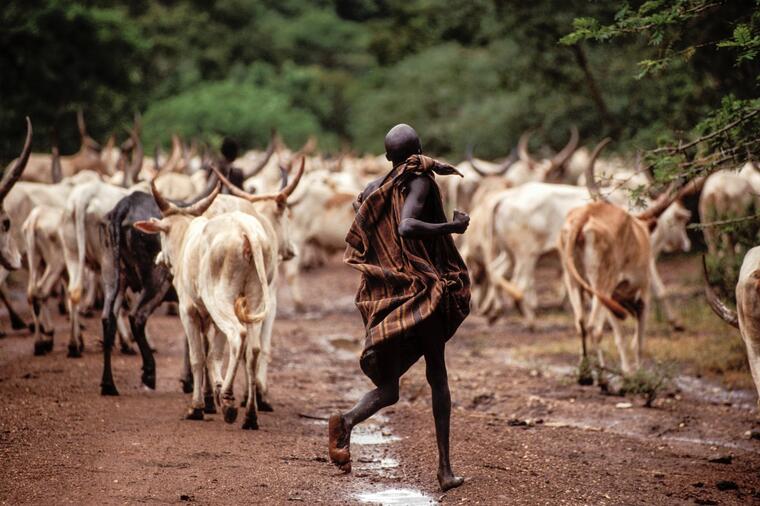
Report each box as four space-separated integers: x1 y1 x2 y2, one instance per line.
344 154 471 353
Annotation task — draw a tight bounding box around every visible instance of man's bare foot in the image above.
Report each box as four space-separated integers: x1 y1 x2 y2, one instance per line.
438 471 465 492
328 413 351 472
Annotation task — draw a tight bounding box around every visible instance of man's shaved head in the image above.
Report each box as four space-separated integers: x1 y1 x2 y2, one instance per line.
385 124 422 165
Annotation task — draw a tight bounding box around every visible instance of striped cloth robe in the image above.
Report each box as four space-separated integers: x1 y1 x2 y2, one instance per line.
344 154 471 353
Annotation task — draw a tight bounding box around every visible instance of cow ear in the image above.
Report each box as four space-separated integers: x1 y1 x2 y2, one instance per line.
134 218 168 234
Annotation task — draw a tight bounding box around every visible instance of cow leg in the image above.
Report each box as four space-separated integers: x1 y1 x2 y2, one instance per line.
180 338 193 394
179 304 205 420
632 297 648 372
128 280 171 390
32 257 65 353
0 287 27 331
587 296 609 388
283 258 305 312
206 325 224 405
740 333 760 414
100 304 120 396
608 313 632 376
206 299 247 424
254 284 276 412
67 297 83 357
31 298 54 356
242 323 263 429
649 260 683 331
116 306 137 355
563 267 592 385
202 326 218 414
512 256 538 331
203 365 217 414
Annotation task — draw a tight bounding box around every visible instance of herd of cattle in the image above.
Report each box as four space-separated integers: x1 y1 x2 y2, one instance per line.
1 113 759 428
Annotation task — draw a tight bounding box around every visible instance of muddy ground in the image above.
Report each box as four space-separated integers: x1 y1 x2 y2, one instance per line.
0 255 759 505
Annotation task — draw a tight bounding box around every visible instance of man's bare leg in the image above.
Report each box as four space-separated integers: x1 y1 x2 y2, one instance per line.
329 380 399 471
424 336 464 492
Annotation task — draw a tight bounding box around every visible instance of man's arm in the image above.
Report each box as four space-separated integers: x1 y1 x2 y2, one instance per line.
398 176 469 238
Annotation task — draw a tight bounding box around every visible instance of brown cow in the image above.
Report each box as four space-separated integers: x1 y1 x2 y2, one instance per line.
559 174 703 386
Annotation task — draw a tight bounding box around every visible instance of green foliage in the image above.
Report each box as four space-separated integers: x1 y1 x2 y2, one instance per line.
142 79 333 153
1 0 758 174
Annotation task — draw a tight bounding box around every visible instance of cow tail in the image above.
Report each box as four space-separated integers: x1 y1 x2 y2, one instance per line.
234 234 269 325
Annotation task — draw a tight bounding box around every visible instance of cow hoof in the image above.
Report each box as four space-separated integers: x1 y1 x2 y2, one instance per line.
180 378 193 394
577 375 594 386
101 383 119 396
44 340 54 352
240 397 247 408
120 345 137 356
10 315 27 330
142 371 156 390
0 330 5 339
670 321 685 332
222 405 238 424
204 395 217 414
256 391 273 412
67 345 82 358
27 322 35 333
242 416 259 430
33 340 50 356
185 408 204 420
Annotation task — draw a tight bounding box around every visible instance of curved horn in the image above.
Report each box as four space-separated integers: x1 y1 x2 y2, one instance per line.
702 256 739 328
180 182 220 217
0 117 32 201
211 156 305 204
150 177 181 216
244 129 278 178
584 138 611 201
162 134 182 172
279 156 305 201
467 145 516 178
517 130 537 167
466 144 489 178
549 126 580 171
636 176 705 221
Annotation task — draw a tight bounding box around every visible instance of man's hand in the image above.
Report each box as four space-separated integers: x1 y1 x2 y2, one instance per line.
451 210 470 234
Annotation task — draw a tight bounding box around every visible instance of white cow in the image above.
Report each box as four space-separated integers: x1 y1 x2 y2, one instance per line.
699 162 760 257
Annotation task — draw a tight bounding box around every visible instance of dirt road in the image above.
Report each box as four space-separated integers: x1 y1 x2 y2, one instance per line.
1 256 759 505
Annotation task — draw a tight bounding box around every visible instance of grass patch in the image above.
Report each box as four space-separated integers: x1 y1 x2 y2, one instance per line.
511 295 751 389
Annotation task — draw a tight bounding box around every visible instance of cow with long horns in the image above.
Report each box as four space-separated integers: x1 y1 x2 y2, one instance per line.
559 172 704 386
135 157 304 429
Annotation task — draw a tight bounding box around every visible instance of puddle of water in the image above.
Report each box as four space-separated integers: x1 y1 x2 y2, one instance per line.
353 423 401 445
357 488 436 505
674 376 755 410
357 457 399 470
